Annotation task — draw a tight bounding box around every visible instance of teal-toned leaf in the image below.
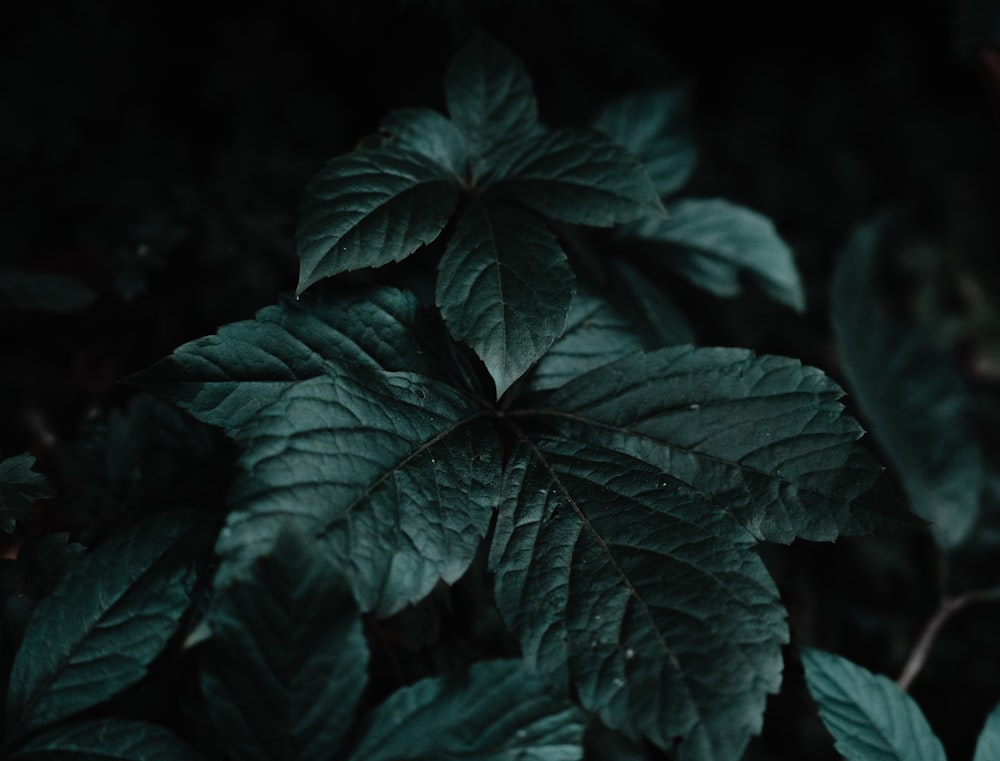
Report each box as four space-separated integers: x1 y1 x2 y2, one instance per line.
626 198 805 312
491 439 786 759
436 199 573 397
130 288 442 433
9 718 200 760
607 261 695 347
0 269 96 314
488 128 666 226
296 150 459 294
374 108 469 177
593 88 698 198
802 648 946 761
5 512 214 741
527 346 912 543
219 370 499 617
348 659 585 761
974 702 1000 761
201 526 367 761
0 454 55 533
832 222 984 547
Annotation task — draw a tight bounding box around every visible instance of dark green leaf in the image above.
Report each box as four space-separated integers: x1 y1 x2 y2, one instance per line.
527 346 912 543
3 533 85 642
801 648 946 761
491 439 786 759
5 512 213 741
201 526 367 761
488 128 665 226
626 198 805 311
606 261 695 347
974 702 1000 761
593 88 698 198
9 718 200 760
436 199 573 397
0 454 55 533
130 288 442 433
832 222 984 547
219 370 499 617
347 659 586 761
296 150 459 294
374 108 469 177
0 269 96 314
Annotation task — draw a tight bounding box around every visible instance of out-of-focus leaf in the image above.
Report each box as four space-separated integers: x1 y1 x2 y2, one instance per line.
8 718 201 760
0 269 96 314
607 260 695 347
0 454 55 533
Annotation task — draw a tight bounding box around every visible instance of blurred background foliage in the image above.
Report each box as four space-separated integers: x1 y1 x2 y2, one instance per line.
2 1 1000 758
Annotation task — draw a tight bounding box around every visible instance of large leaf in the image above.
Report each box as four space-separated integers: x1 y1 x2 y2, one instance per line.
347 659 586 761
129 288 442 433
296 149 459 294
526 346 912 543
801 648 946 761
219 369 499 616
436 199 573 397
593 88 698 198
832 222 984 547
625 198 805 312
974 702 1000 761
488 128 665 226
5 512 213 742
8 719 200 761
491 439 786 759
200 526 367 761
374 108 469 176
0 454 55 533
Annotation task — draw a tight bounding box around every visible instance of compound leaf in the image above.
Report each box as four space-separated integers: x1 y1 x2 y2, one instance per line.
489 128 665 226
802 648 946 761
436 199 573 397
0 454 55 533
5 512 214 741
296 149 458 293
528 346 912 543
374 108 469 176
347 659 586 761
8 718 200 760
201 526 367 761
219 370 499 617
974 702 1000 761
491 439 786 759
626 198 805 312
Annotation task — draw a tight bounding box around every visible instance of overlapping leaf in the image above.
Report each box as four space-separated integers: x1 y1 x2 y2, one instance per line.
436 199 573 397
802 648 946 761
218 369 498 617
491 438 786 759
347 659 586 761
375 108 469 176
8 719 199 761
527 346 911 543
0 454 55 533
201 526 367 761
606 260 695 347
974 702 1000 761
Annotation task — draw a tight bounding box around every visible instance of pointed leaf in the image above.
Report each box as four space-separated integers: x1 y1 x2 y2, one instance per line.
626 198 805 311
296 150 459 293
593 88 698 197
974 702 1000 761
489 128 665 226
832 222 984 547
802 648 946 761
491 439 786 759
0 454 55 533
348 659 585 761
9 719 200 760
130 288 442 433
201 526 367 761
528 346 913 543
5 512 214 740
436 199 573 397
219 370 499 617
374 108 469 176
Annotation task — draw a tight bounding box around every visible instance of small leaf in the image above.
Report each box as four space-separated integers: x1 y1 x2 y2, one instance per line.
347 659 586 761
9 718 200 760
491 439 786 759
625 198 805 312
5 512 214 741
0 269 96 314
374 108 469 176
436 199 573 397
832 221 984 547
593 88 698 197
801 648 946 761
201 526 367 761
488 128 665 226
296 149 459 293
0 454 55 533
219 370 499 617
974 702 1000 761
